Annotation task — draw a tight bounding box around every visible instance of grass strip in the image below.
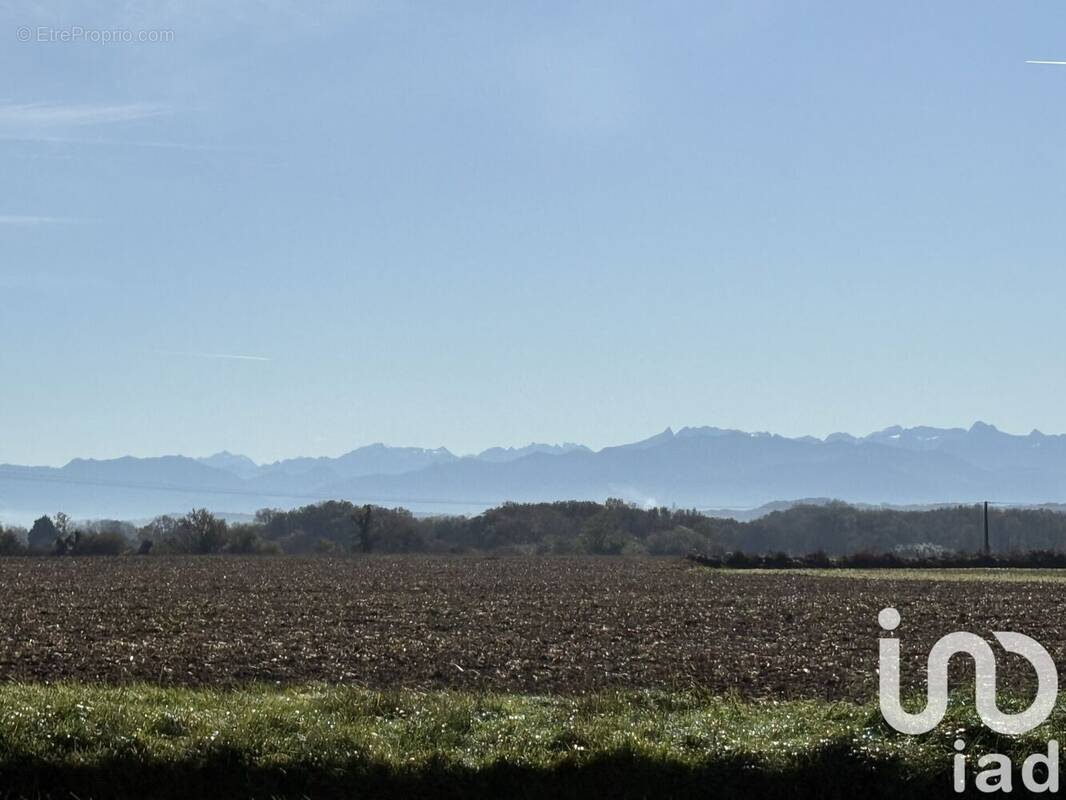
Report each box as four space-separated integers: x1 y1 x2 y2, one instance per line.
0 684 1051 798
726 566 1066 583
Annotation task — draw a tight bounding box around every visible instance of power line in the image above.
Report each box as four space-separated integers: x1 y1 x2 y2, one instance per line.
2 469 1059 515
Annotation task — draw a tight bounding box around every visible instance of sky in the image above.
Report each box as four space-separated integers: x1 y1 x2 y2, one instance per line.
1 1 1065 466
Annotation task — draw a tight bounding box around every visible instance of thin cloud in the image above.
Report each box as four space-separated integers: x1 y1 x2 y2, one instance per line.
0 102 171 127
1026 60 1066 65
157 350 272 363
0 134 239 152
0 102 220 152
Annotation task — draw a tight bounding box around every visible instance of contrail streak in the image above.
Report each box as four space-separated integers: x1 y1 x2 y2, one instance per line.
157 350 271 362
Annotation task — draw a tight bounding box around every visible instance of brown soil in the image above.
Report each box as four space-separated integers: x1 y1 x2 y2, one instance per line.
0 557 1057 698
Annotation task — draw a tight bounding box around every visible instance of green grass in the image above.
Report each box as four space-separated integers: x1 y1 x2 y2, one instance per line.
729 566 1066 583
0 684 1055 798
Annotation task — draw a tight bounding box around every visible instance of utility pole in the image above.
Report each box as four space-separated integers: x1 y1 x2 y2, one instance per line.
984 501 990 556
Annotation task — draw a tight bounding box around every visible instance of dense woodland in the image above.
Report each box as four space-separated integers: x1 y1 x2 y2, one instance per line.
2 499 1066 557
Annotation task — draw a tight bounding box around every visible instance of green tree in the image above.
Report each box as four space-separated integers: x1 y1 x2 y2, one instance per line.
353 504 373 553
226 523 273 554
27 516 58 553
0 526 26 556
75 531 127 556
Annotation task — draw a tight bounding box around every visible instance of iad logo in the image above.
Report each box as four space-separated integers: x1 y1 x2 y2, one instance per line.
878 606 1058 735
878 607 1060 793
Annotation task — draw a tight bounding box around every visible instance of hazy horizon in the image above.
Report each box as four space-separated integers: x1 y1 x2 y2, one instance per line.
7 418 1064 468
11 417 1066 528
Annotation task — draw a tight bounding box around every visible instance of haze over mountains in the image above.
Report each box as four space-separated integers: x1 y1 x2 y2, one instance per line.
3 423 1066 524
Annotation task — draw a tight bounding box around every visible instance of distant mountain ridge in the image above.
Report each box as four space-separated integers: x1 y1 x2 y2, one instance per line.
4 422 1066 523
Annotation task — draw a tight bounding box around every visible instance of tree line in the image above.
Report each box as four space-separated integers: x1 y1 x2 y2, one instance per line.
1 499 1065 557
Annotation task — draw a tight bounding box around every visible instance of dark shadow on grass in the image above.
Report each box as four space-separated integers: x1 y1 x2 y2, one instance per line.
0 742 972 800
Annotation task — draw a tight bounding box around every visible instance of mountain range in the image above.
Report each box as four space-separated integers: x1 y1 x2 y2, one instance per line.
3 423 1066 524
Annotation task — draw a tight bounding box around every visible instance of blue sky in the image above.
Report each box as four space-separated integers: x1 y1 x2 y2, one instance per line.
2 1 1065 466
